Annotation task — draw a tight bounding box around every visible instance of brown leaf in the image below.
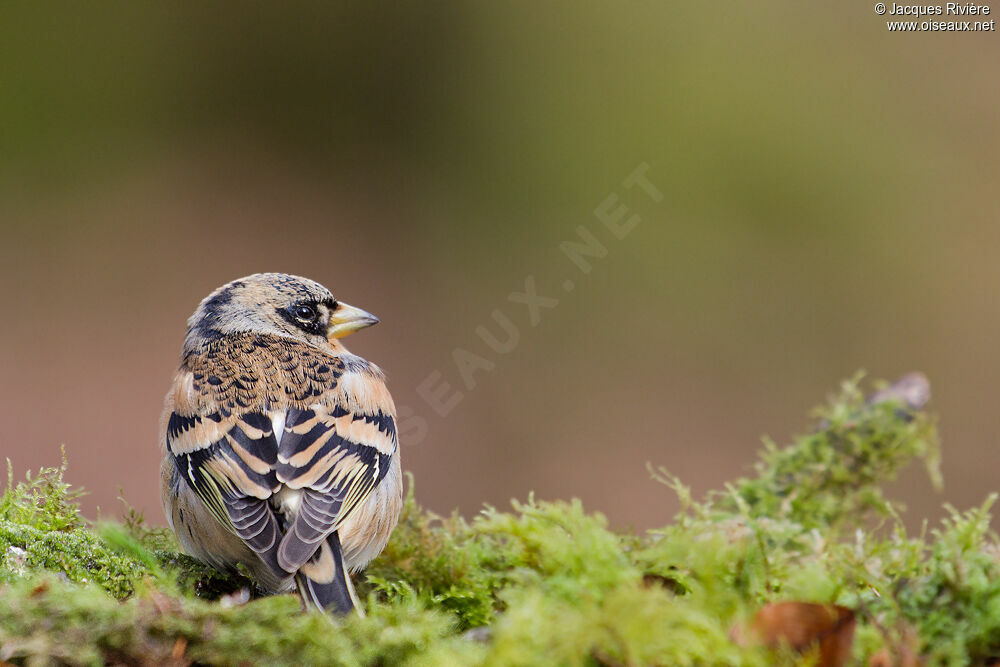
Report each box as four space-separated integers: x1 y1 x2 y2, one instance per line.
867 625 923 667
868 647 924 667
742 601 856 667
171 637 188 660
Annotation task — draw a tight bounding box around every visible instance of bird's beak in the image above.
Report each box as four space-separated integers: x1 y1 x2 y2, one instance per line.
327 302 380 339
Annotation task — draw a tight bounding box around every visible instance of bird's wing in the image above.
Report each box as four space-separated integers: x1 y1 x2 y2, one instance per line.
165 339 396 578
165 404 288 576
274 397 398 573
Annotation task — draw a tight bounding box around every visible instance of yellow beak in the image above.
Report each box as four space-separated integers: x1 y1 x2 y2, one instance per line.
327 302 380 339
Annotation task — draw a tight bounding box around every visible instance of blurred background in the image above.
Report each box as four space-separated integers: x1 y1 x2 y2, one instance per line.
1 3 997 531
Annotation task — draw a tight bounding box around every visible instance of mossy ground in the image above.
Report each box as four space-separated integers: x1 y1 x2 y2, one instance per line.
2 375 999 666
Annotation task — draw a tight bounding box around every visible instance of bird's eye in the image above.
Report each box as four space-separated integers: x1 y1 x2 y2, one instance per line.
294 304 317 322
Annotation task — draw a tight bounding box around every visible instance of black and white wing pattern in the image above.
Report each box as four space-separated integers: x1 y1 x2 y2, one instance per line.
164 336 398 611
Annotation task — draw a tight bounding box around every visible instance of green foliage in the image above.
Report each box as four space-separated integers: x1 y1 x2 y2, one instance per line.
0 456 145 599
848 498 1000 664
0 575 472 667
2 375 1000 665
1 453 84 532
720 373 941 528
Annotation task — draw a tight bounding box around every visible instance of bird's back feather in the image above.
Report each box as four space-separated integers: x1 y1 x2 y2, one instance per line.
161 333 399 614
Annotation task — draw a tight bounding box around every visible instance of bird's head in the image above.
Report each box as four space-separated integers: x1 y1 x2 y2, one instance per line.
184 273 379 353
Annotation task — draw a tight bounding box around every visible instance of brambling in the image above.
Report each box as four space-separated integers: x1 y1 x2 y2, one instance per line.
160 273 402 614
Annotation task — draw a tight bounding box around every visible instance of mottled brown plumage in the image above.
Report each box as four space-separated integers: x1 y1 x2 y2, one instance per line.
160 273 402 614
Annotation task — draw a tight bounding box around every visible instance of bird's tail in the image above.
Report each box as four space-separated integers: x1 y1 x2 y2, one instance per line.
295 531 362 616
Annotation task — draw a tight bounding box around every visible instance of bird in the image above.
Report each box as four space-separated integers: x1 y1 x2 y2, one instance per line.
159 273 402 615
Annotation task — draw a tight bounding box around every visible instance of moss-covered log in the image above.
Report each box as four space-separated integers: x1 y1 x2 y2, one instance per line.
2 375 998 665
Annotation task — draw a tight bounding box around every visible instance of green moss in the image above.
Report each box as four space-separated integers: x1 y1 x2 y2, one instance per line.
2 374 999 665
0 521 147 599
0 575 474 667
1 453 85 532
0 457 147 599
720 373 941 528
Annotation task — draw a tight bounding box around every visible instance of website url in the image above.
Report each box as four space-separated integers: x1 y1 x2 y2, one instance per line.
887 18 996 29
